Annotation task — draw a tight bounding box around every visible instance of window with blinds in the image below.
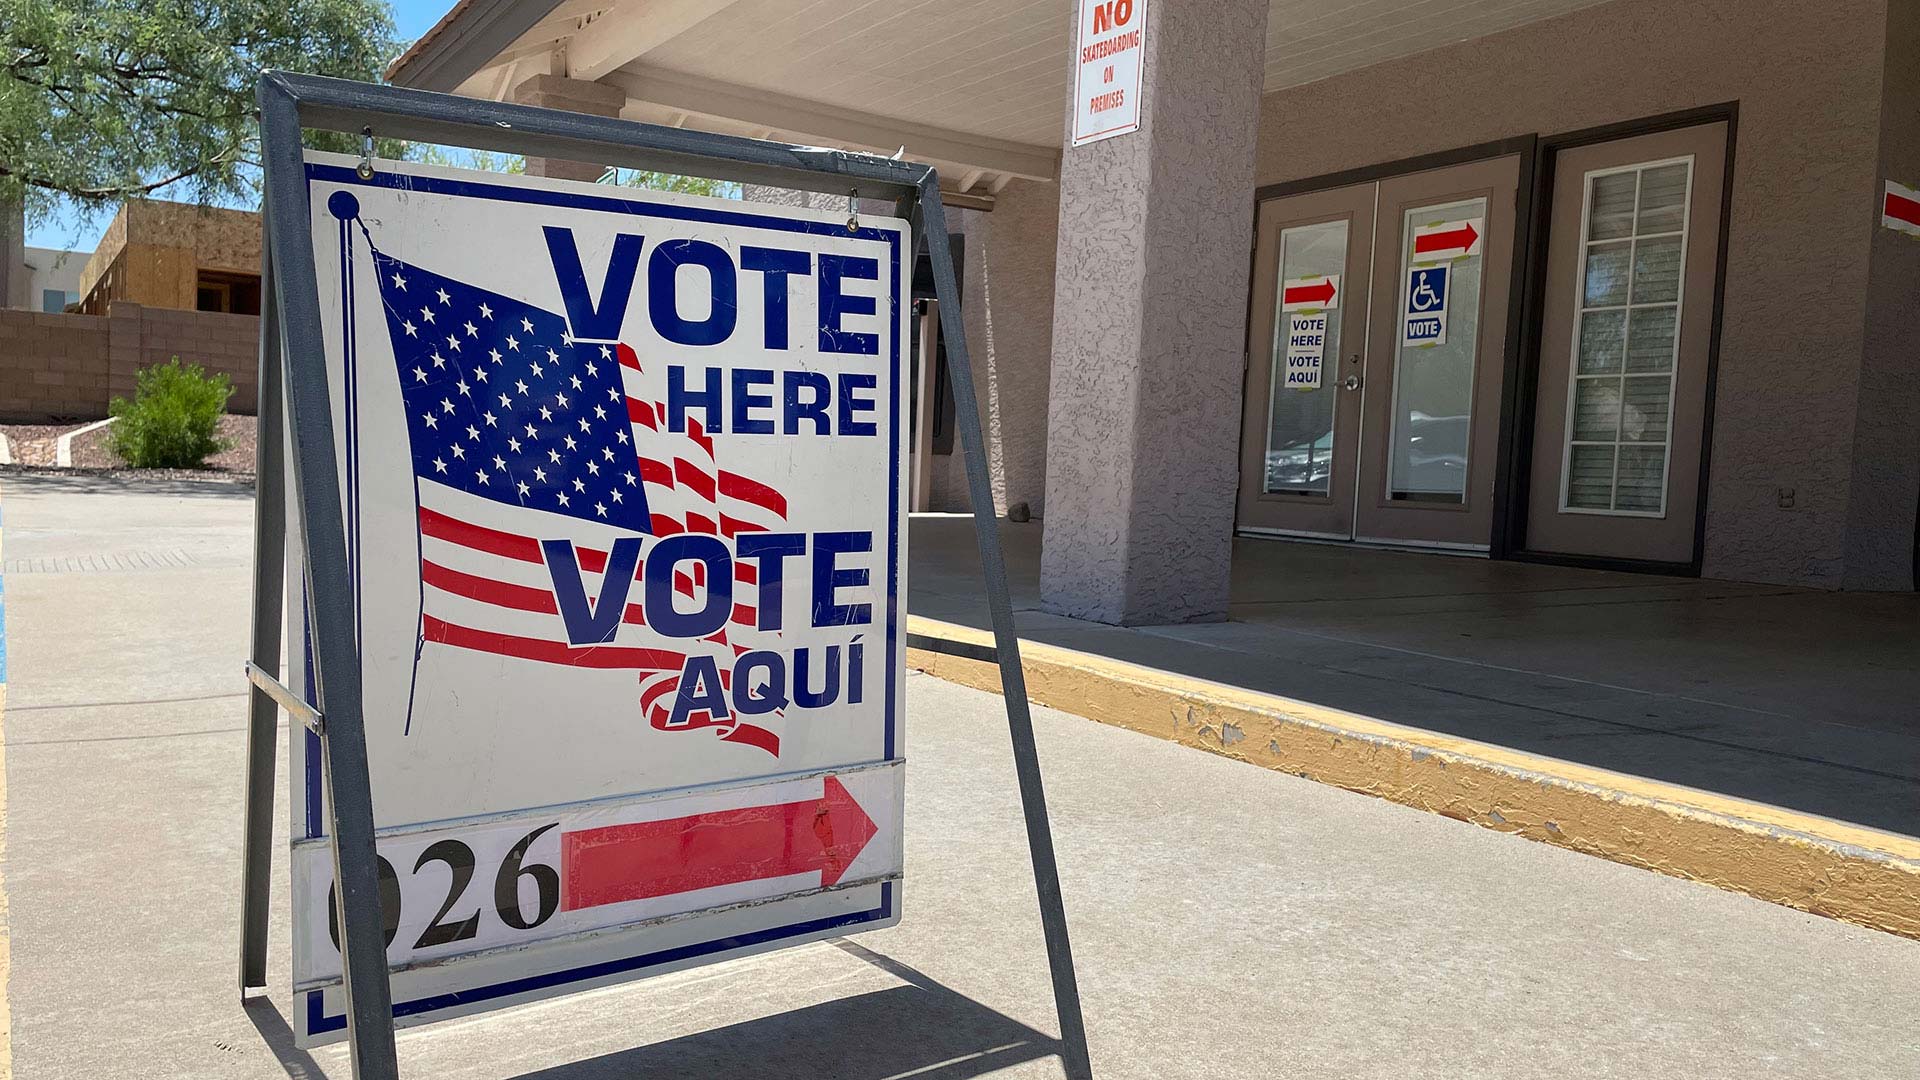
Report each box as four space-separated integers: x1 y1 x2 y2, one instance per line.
1560 157 1693 516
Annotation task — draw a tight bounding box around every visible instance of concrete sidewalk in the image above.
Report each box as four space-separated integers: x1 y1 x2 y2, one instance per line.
2 472 1918 1078
909 515 1920 841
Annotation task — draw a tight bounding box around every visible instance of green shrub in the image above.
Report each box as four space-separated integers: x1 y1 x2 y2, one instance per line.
108 358 234 469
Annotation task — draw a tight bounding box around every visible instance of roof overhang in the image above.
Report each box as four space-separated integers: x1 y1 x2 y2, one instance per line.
386 0 567 94
385 0 1057 203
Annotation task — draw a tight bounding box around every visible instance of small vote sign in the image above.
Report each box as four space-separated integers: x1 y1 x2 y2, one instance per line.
1285 310 1328 389
1402 265 1450 347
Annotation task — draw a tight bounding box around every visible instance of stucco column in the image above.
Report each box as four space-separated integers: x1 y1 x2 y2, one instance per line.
510 75 625 182
1038 0 1268 625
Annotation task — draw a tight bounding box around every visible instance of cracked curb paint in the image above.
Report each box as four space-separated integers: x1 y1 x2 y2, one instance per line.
905 614 1920 942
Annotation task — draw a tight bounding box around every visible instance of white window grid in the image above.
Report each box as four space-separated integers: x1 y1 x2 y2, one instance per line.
1557 155 1695 517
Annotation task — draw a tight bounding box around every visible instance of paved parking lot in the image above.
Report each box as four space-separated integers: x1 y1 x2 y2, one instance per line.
2 470 1917 1078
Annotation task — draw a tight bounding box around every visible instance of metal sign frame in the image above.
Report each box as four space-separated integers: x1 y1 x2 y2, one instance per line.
237 71 1091 1080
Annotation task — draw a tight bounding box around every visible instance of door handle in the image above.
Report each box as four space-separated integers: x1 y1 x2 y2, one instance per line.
1341 374 1363 391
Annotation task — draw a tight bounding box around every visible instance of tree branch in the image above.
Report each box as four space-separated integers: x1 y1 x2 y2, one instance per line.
0 148 243 199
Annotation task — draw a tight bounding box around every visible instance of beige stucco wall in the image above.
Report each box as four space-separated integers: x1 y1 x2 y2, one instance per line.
1250 0 1904 587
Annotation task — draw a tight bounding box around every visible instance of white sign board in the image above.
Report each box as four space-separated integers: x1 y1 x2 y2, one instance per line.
1071 0 1148 147
289 152 907 1045
1402 264 1450 347
1284 311 1328 389
1885 179 1920 237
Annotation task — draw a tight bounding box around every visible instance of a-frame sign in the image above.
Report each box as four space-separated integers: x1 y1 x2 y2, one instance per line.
238 71 1091 1079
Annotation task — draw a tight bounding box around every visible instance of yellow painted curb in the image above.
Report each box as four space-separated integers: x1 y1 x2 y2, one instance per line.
905 614 1920 941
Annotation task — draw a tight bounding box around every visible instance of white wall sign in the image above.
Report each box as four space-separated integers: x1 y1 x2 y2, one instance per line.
290 152 908 1045
1071 0 1149 147
1884 179 1920 237
1402 264 1450 347
1284 311 1328 389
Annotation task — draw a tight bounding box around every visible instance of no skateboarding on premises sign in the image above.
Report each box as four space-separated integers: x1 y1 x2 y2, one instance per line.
286 153 908 1044
1071 0 1148 147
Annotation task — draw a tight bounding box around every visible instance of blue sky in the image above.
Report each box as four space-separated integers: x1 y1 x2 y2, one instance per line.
26 0 455 251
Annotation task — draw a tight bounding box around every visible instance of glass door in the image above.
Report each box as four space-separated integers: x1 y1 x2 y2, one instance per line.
1353 156 1522 547
1235 183 1375 538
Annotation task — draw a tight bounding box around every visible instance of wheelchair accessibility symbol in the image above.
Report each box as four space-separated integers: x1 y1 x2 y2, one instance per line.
1402 265 1450 346
1410 269 1446 312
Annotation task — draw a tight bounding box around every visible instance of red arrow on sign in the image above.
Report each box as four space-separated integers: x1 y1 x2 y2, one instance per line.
1886 188 1920 229
559 776 879 911
1283 277 1338 307
1413 221 1480 257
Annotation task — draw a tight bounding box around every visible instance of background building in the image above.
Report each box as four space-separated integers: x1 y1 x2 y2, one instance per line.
23 246 88 313
76 199 262 316
387 0 1919 605
0 199 262 421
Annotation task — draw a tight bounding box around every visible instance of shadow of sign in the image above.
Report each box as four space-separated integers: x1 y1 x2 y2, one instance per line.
244 941 1064 1080
244 998 326 1080
512 942 1063 1080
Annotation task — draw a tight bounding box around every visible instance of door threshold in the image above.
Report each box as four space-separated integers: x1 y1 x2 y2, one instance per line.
1236 528 1490 558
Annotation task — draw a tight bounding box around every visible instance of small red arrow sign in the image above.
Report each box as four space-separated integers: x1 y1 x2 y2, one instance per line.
1886 188 1920 229
559 777 878 911
1282 277 1338 307
1413 221 1480 256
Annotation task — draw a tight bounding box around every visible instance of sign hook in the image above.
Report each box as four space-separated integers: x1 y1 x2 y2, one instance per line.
846 189 860 233
356 127 376 180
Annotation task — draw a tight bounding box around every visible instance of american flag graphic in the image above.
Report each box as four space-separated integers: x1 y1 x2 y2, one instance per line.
366 241 793 757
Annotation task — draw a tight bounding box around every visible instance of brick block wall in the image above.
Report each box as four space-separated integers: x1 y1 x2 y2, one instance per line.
121 305 259 413
0 311 111 422
0 303 258 421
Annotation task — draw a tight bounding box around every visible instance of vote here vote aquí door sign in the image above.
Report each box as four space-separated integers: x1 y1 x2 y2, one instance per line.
286 152 908 1045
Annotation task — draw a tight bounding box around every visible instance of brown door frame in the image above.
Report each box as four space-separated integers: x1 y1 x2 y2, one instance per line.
1244 135 1538 552
1502 102 1740 577
1355 155 1523 549
1234 184 1376 538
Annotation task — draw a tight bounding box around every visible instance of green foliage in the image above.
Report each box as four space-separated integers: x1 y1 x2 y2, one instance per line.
108 358 233 469
415 146 526 175
413 147 740 200
612 168 741 200
0 0 403 224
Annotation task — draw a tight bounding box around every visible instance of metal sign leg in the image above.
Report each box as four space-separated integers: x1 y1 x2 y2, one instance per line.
257 77 401 1080
910 179 1096 1080
239 252 288 995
